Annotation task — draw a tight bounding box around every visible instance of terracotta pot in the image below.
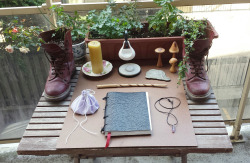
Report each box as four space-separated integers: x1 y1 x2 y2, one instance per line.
85 24 184 61
72 40 86 61
85 20 218 61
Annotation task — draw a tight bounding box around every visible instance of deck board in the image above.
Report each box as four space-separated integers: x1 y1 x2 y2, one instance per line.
23 130 61 137
35 106 69 112
194 128 228 135
188 105 219 110
189 110 221 116
192 116 224 122
192 122 226 128
32 112 67 118
26 124 64 130
30 118 65 124
37 101 71 107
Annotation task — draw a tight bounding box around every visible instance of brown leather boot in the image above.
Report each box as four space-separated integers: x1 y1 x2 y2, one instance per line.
184 20 218 101
184 37 212 101
39 29 75 101
185 55 211 101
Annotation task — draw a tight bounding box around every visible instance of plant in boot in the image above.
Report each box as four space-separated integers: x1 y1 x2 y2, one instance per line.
39 28 75 101
50 5 88 60
171 18 207 83
50 5 88 43
147 0 215 101
175 18 217 100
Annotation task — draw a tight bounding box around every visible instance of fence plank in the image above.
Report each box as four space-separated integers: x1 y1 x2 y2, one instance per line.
1 55 19 105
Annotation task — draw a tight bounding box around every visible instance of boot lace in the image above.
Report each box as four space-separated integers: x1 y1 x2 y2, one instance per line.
44 50 70 82
187 59 206 81
187 44 211 81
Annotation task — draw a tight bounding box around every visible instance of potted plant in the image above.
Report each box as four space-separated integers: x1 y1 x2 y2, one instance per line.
85 0 218 100
84 1 199 61
51 5 88 61
85 1 175 61
86 1 217 69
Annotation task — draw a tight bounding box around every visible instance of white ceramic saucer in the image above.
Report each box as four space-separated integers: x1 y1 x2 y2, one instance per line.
82 60 113 77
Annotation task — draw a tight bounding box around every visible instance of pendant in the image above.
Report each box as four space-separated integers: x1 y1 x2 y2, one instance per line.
172 125 176 133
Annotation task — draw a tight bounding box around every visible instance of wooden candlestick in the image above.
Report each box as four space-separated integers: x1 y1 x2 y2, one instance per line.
155 48 165 67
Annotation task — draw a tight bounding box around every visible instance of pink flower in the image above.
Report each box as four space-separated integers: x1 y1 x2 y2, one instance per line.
5 45 14 53
84 67 90 72
21 19 26 23
12 27 18 33
103 60 106 67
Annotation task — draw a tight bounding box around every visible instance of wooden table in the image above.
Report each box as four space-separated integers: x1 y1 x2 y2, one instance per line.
17 66 233 163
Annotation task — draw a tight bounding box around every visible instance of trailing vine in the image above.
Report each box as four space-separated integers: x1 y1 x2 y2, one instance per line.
174 18 207 84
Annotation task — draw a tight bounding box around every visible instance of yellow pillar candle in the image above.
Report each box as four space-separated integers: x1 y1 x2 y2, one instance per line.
88 41 103 74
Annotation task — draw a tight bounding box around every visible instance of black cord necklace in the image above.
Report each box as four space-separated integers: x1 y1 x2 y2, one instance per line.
154 97 181 133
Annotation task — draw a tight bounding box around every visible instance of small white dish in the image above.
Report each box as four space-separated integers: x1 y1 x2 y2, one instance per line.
119 63 141 77
82 60 113 77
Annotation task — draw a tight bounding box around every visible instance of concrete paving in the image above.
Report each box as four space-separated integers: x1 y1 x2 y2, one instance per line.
1 125 250 163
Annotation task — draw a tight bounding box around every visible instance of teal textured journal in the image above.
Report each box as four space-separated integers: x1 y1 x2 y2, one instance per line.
101 92 152 136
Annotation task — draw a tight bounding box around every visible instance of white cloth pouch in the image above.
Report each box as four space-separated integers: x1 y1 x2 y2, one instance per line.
71 89 99 115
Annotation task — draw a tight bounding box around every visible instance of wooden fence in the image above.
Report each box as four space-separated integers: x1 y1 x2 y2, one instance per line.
0 47 49 134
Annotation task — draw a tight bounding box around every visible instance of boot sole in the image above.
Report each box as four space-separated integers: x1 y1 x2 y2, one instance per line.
44 86 71 102
44 67 76 102
184 82 211 101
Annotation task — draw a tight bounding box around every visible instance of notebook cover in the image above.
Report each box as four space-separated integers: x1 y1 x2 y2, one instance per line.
102 92 152 136
57 61 198 148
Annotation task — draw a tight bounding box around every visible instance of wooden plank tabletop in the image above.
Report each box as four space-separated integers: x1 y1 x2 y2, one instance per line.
17 66 233 156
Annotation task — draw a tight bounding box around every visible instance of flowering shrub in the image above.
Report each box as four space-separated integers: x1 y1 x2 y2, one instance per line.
1 17 44 54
